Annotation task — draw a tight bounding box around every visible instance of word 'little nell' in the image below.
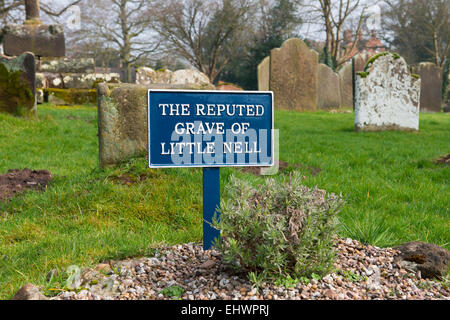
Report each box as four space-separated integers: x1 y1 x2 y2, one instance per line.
158 103 265 117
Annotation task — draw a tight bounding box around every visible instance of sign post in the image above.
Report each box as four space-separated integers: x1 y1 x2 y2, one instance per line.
148 90 273 250
202 167 220 250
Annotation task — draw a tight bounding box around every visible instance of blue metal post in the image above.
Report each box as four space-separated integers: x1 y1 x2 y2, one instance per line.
203 167 220 251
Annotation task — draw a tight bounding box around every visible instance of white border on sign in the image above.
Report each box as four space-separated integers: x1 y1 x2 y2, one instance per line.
147 89 275 169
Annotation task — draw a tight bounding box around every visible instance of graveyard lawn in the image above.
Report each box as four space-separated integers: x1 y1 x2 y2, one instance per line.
0 105 449 299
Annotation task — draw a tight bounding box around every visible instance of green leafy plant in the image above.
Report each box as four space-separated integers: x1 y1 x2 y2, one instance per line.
274 274 299 288
213 173 344 281
341 270 367 283
340 216 394 247
160 285 185 299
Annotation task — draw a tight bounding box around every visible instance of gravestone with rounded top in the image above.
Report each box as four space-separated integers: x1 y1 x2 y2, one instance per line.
270 38 318 111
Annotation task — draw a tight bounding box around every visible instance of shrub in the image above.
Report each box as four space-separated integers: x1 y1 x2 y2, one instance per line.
213 173 344 279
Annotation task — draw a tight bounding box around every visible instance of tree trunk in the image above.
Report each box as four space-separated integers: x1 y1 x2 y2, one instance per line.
25 0 40 22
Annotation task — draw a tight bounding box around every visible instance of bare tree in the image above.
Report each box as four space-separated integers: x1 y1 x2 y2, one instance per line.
75 0 158 82
151 0 256 82
382 0 449 67
299 0 376 69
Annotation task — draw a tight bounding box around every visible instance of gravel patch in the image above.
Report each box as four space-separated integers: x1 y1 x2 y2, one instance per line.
54 238 449 300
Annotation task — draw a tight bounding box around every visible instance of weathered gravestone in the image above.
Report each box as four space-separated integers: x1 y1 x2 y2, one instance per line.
2 0 65 57
354 53 421 131
98 83 215 167
339 62 353 109
318 64 341 109
270 38 318 111
0 52 36 117
257 56 270 91
412 62 442 112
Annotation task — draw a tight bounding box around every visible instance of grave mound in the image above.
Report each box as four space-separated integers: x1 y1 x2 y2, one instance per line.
0 169 52 201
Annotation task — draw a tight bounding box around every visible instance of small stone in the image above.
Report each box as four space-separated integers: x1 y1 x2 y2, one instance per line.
95 263 112 274
46 269 58 282
199 259 216 269
12 284 48 300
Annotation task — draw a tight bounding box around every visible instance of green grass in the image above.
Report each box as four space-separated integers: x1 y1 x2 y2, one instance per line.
0 105 449 299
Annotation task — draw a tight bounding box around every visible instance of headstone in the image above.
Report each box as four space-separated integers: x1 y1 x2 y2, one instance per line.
318 64 341 109
2 24 65 57
0 52 36 117
269 38 318 111
354 53 420 131
412 62 442 112
37 58 95 74
339 62 353 109
98 82 215 167
257 56 270 91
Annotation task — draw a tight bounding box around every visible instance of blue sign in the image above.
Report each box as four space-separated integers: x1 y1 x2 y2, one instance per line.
148 89 274 250
148 90 274 168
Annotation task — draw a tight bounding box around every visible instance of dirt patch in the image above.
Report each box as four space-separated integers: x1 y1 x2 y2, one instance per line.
112 173 150 185
240 160 321 176
435 154 450 166
0 169 52 202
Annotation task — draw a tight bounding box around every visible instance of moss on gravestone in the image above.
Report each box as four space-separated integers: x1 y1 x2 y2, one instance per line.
45 88 97 105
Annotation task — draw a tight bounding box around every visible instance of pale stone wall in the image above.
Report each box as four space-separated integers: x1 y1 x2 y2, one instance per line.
318 64 341 109
269 38 319 111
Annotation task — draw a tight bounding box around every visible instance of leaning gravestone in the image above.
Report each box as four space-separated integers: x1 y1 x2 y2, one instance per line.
257 56 270 91
339 62 353 109
270 38 318 111
98 82 215 167
354 53 421 131
412 62 442 112
0 52 36 117
318 64 341 109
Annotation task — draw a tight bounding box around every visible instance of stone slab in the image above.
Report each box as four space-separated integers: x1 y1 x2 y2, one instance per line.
2 24 65 57
98 83 216 167
339 62 353 109
269 38 318 111
257 56 270 91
